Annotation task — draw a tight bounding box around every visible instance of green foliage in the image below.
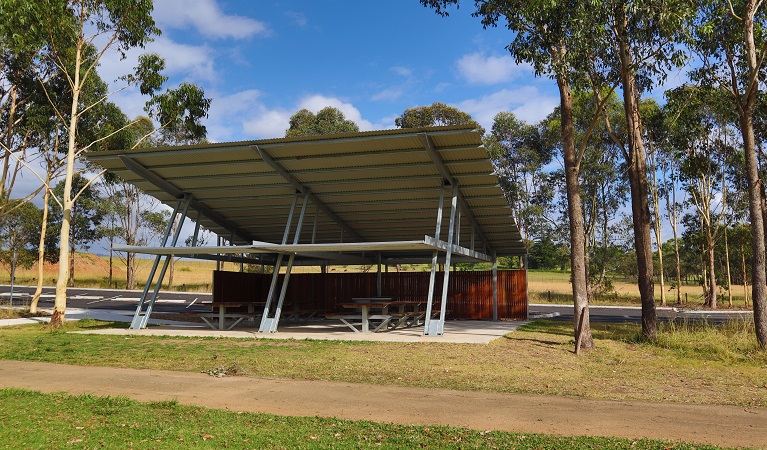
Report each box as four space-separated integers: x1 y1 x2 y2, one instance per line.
0 200 42 272
285 107 359 137
487 112 554 249
395 102 484 134
46 174 104 260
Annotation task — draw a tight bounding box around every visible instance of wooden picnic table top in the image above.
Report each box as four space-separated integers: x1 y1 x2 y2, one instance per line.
342 300 424 307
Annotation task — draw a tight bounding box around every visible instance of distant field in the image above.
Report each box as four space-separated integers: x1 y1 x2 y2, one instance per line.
1 254 748 308
0 253 429 293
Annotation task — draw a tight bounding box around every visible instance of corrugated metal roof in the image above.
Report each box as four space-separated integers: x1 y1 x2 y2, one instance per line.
87 125 525 257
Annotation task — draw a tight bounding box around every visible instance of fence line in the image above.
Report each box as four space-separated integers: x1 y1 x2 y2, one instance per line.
213 269 527 320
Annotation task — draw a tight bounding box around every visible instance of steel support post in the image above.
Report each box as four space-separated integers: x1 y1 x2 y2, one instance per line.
455 204 461 247
130 198 183 329
492 251 498 322
376 253 382 297
138 195 192 329
265 194 310 332
424 185 445 334
259 194 299 332
524 254 529 320
427 184 458 335
311 207 319 244
216 235 221 271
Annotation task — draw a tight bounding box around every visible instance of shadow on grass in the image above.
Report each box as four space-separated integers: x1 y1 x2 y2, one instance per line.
502 335 564 347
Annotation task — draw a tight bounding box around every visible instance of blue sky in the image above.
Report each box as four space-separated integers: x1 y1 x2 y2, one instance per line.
100 0 562 142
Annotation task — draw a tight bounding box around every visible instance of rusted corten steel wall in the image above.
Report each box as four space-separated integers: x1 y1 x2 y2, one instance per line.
212 270 527 320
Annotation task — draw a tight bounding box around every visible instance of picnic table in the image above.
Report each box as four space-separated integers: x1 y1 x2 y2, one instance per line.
327 298 429 333
198 301 263 330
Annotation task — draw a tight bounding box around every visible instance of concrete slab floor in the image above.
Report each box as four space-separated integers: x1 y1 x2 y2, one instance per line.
74 319 528 344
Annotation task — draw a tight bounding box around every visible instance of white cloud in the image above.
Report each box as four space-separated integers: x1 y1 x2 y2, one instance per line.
152 0 269 39
243 109 292 139
457 87 559 130
286 11 308 27
97 36 216 89
457 52 532 85
231 94 380 140
371 87 405 102
298 95 374 131
206 89 265 141
391 66 413 78
147 37 216 81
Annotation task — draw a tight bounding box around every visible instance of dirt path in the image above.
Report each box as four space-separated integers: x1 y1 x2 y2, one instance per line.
1 360 765 449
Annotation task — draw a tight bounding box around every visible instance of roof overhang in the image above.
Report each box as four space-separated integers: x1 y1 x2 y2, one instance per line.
88 125 525 260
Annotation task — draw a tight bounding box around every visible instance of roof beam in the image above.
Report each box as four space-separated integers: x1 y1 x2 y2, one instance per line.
118 155 255 244
252 145 363 242
418 134 494 254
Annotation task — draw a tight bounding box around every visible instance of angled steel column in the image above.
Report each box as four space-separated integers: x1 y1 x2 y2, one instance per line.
130 198 182 329
259 194 299 332
138 195 193 329
264 194 310 332
427 183 458 336
424 184 445 334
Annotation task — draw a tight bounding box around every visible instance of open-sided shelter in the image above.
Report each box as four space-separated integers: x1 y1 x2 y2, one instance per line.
87 125 526 334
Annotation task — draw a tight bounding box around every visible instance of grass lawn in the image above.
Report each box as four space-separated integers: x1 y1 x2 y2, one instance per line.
1 318 765 408
0 388 735 449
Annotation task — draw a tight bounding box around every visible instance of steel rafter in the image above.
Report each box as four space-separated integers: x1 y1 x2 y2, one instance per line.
252 145 363 242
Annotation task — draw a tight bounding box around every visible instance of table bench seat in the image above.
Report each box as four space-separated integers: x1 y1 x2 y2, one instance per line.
325 313 393 332
389 310 444 328
196 312 260 330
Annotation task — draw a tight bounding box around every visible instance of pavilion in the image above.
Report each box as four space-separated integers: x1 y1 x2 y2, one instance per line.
87 125 526 335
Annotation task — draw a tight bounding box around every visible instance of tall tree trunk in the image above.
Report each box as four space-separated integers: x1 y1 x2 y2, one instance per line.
126 252 135 290
52 41 83 328
30 180 51 314
705 227 717 309
740 1 767 348
108 236 113 288
649 149 666 306
618 34 657 340
741 236 750 307
666 170 683 305
68 212 76 288
557 73 593 349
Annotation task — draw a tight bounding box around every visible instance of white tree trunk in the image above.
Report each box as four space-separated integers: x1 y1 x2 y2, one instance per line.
30 178 51 314
51 42 82 328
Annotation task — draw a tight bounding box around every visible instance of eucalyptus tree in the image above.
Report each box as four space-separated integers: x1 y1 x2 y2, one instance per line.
396 102 484 134
285 107 359 137
665 85 734 309
690 0 767 346
48 174 104 287
641 99 670 306
583 0 693 340
420 0 602 349
486 112 554 259
0 200 41 290
0 16 54 221
543 90 629 299
1 0 211 326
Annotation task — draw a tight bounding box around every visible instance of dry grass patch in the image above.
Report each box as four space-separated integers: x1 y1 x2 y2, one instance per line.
0 308 48 320
2 318 766 408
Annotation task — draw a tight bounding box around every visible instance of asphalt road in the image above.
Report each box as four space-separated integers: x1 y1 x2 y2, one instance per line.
0 285 754 324
0 284 211 313
529 303 754 324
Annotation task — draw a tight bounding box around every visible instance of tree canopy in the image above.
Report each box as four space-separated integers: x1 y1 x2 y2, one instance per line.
285 107 359 137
